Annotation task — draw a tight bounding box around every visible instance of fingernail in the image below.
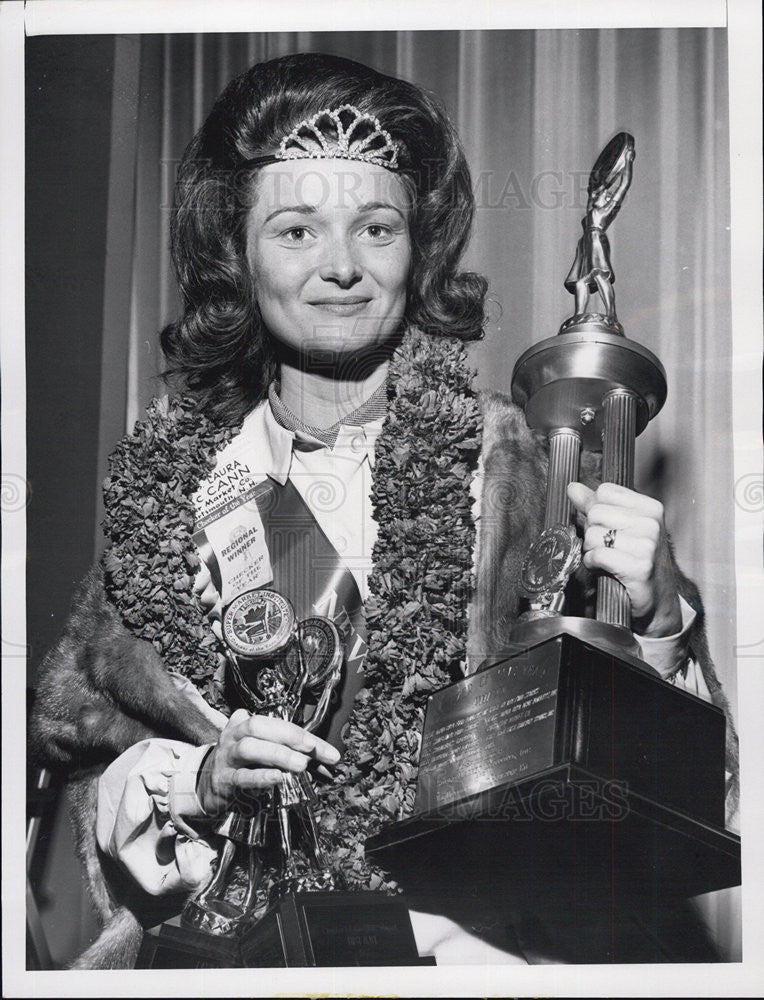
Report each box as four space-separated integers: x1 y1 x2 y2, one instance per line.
324 745 341 763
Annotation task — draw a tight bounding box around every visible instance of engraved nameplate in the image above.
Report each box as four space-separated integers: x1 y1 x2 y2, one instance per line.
414 651 561 812
304 901 419 966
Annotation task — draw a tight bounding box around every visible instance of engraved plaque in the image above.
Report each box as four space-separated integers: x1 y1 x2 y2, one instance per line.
304 901 421 966
239 891 429 967
414 649 561 813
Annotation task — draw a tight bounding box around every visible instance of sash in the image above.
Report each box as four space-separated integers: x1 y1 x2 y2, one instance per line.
194 474 367 750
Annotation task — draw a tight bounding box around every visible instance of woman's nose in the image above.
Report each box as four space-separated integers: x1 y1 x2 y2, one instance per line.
318 235 362 287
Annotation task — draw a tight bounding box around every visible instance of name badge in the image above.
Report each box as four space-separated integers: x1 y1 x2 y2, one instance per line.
193 458 274 604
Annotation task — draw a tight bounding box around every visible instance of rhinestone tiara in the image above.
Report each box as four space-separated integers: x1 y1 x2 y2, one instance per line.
243 104 401 171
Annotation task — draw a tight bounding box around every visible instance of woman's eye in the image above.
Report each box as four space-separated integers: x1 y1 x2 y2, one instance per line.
362 224 394 241
281 227 311 244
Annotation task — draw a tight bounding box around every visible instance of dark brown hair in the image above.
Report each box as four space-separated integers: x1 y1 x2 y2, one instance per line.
161 52 487 424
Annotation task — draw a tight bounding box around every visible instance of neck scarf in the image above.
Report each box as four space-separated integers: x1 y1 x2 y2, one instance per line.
267 378 389 447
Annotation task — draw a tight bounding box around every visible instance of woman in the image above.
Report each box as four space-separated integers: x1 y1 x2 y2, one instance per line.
30 52 736 967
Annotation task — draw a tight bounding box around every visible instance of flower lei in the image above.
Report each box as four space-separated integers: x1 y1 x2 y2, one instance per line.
101 327 482 891
102 395 240 713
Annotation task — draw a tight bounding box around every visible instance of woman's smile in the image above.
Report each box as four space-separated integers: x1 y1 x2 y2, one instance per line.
308 296 372 315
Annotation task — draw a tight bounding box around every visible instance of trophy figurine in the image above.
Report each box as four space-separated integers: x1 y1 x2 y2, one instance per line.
182 589 344 938
562 131 635 332
366 134 740 927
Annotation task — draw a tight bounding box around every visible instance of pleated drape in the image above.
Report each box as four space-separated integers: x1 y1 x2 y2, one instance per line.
99 27 738 957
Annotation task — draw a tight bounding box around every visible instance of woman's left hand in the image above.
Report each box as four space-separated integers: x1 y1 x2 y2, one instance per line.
567 481 682 638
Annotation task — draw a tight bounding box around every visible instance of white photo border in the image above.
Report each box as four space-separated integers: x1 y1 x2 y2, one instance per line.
3 0 762 996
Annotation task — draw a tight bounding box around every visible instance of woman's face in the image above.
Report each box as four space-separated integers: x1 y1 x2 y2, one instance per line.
245 158 412 361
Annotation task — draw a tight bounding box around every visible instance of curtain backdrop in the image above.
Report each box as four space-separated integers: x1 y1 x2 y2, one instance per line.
95 28 738 957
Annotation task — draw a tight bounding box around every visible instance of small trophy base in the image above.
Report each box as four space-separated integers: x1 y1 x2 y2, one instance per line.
239 891 433 967
181 896 253 938
136 891 432 969
136 921 241 969
366 633 740 915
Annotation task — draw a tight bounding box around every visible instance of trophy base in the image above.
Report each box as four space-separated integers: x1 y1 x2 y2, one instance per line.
509 614 644 663
181 897 254 938
136 892 432 968
367 762 741 903
366 634 740 922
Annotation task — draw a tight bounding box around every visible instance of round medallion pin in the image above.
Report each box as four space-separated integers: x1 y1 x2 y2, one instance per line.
222 589 296 659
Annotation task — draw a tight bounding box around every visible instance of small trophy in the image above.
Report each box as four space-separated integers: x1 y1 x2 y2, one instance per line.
367 134 740 924
137 589 427 968
182 589 345 937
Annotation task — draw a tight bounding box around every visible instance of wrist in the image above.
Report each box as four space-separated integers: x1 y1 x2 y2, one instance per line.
195 745 218 816
633 596 682 638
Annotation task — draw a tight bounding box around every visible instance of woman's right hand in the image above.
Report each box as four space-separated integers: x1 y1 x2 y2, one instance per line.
196 709 341 816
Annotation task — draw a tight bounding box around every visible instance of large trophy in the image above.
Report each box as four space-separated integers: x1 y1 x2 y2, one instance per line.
367 135 741 934
139 589 426 968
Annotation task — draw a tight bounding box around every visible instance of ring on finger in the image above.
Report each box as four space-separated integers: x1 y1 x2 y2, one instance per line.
603 528 617 549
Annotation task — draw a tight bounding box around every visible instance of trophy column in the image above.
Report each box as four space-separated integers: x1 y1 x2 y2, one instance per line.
596 388 637 627
544 429 580 528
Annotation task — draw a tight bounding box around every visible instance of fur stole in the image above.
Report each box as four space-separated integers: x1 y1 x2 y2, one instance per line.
29 333 738 968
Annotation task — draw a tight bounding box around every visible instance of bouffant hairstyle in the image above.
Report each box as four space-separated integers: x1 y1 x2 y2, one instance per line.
161 52 487 424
